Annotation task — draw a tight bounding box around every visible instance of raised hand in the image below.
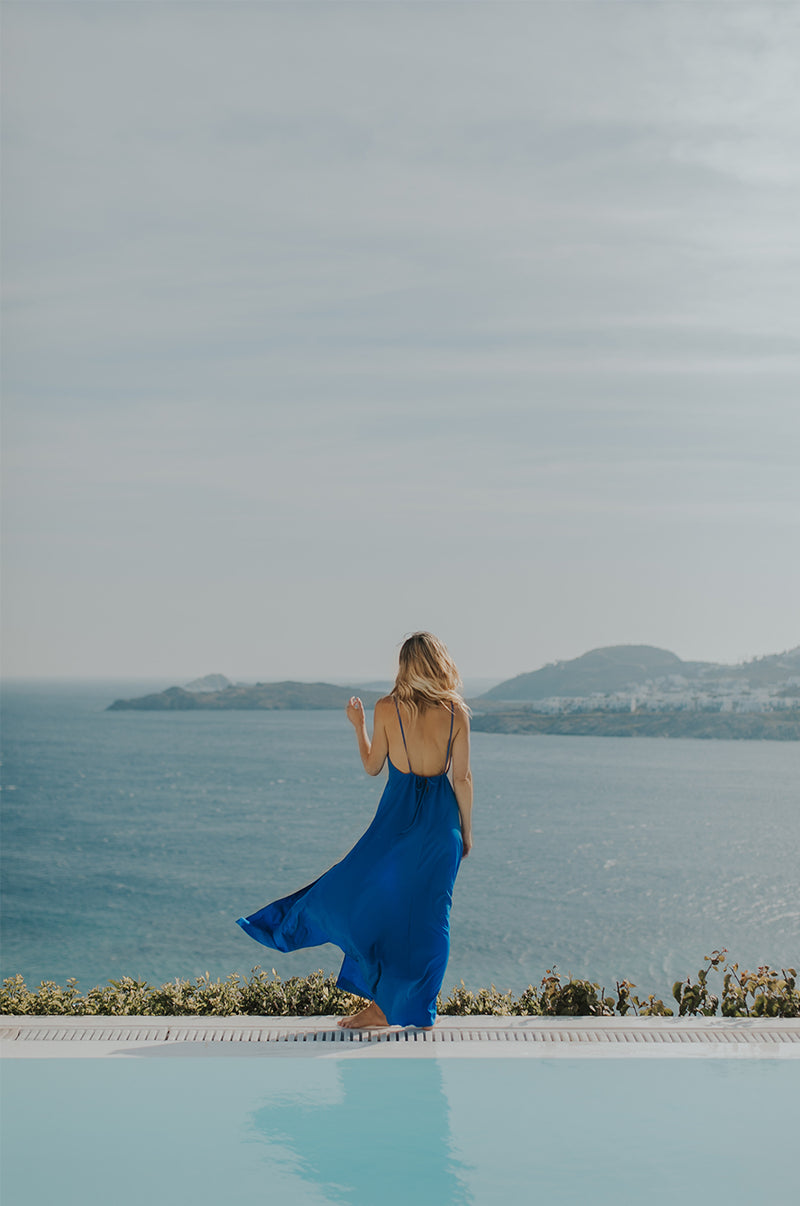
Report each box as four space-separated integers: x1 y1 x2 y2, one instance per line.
346 696 366 727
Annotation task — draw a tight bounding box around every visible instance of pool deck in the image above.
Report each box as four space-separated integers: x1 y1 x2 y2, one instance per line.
2 1015 799 1058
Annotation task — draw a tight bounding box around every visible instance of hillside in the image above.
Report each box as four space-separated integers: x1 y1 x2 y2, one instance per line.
481 644 800 702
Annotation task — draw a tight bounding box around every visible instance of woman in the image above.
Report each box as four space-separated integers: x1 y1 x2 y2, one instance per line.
236 632 473 1029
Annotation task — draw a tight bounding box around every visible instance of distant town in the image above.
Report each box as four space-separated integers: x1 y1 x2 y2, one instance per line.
469 644 800 738
475 643 800 713
487 671 799 717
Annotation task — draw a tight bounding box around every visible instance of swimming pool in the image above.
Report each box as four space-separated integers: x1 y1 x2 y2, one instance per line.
2 1057 795 1204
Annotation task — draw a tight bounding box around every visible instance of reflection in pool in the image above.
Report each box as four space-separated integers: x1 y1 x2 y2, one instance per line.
2 1057 796 1204
249 1059 470 1203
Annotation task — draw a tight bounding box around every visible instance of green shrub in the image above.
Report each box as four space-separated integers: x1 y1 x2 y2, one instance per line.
438 983 521 1016
614 980 673 1016
672 949 799 1018
537 968 616 1016
0 968 361 1019
2 954 797 1018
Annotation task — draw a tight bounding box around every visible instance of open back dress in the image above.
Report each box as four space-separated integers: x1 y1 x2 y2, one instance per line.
236 700 464 1027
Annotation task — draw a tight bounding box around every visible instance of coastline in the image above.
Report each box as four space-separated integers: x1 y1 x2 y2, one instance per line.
470 709 800 740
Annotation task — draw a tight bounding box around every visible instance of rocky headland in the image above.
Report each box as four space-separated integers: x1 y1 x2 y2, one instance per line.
108 681 383 711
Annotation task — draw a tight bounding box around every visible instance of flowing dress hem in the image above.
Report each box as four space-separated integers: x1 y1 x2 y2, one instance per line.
235 917 435 1027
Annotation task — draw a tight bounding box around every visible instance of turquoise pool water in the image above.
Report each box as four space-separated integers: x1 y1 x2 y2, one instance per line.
1 1058 795 1204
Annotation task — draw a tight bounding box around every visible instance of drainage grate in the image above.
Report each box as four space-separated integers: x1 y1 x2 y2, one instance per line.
2 1021 799 1045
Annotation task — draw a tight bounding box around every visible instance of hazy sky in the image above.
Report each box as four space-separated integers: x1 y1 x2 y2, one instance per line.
3 1 799 683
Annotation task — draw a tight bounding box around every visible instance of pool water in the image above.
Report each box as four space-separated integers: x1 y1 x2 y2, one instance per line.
2 1057 795 1204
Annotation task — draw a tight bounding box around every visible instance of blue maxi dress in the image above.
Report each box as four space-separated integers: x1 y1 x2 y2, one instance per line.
236 702 463 1027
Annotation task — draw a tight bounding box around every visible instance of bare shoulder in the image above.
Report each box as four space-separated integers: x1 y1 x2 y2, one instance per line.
452 700 471 731
373 695 394 721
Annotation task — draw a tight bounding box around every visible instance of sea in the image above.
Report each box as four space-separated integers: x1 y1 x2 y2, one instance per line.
1 680 798 1003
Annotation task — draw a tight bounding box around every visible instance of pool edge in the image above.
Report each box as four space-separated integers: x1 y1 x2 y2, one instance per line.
2 1015 799 1058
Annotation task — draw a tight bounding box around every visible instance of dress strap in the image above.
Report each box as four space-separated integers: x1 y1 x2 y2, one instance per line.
443 704 455 774
394 698 413 773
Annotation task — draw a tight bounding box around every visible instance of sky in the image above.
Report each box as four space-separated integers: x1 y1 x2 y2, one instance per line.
2 0 799 684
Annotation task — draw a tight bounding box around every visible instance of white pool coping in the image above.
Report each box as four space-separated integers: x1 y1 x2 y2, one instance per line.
2 1015 798 1058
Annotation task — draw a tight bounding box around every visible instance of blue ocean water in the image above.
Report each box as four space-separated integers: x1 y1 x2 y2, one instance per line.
1 681 798 1000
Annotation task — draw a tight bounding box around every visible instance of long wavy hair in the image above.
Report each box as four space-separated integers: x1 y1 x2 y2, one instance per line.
391 632 469 721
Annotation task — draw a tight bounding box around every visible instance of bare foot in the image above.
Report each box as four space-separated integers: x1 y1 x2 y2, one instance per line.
338 1001 389 1029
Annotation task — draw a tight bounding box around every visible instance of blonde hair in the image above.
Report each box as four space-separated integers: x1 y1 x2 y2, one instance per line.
391 632 469 721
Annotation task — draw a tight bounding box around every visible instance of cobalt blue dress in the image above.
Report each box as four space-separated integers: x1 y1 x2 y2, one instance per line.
236 702 463 1027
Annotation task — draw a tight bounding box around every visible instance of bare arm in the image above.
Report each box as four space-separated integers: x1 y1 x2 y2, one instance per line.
346 696 389 776
450 708 474 856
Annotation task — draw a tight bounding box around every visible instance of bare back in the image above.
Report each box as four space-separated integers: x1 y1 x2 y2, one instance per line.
385 697 457 776
347 685 473 855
